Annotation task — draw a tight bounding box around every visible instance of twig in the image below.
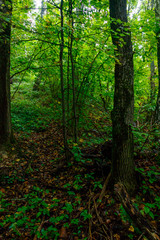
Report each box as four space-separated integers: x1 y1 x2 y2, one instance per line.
33 216 45 240
138 232 145 240
93 198 110 240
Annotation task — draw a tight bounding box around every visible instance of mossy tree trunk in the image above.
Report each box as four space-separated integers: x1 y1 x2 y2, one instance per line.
0 0 12 147
109 0 137 194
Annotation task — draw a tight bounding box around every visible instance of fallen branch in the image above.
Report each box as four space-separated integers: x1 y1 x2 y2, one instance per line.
114 183 160 240
88 173 112 240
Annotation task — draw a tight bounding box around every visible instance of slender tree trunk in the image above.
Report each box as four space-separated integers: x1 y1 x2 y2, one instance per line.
33 2 45 92
41 0 45 18
67 39 70 119
69 0 77 143
60 0 68 158
0 0 12 147
149 2 156 105
150 60 156 103
109 0 137 194
155 0 160 122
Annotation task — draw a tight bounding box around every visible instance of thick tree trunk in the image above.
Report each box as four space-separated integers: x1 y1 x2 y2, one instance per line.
155 0 160 122
0 0 12 147
109 0 137 194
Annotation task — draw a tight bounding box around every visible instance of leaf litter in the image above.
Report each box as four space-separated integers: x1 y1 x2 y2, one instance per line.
0 121 160 240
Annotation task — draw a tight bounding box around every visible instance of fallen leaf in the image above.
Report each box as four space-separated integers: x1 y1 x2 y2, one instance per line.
113 234 120 240
129 225 134 232
59 226 67 239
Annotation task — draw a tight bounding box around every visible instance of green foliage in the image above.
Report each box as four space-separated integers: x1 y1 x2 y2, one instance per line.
1 0 160 239
80 209 92 221
93 181 103 190
136 166 160 185
62 202 73 214
0 184 93 239
0 187 62 239
11 99 54 132
119 204 132 223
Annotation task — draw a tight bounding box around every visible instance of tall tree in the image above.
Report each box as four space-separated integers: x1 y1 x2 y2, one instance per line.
69 0 77 143
155 0 160 121
0 0 12 147
60 0 68 159
109 0 137 193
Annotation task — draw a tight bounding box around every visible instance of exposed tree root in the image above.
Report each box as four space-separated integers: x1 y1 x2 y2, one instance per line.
99 172 111 201
114 183 160 240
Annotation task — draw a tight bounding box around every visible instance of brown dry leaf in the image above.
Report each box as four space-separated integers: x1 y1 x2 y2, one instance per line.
0 188 5 193
79 207 84 211
139 203 145 209
151 220 157 228
113 233 120 240
59 226 67 239
106 219 111 224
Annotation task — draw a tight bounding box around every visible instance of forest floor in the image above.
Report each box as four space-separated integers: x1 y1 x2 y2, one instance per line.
0 120 160 240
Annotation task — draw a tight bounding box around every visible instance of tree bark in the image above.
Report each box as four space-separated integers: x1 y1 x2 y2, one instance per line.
150 60 156 103
109 0 137 194
69 0 78 143
0 0 12 147
60 0 68 159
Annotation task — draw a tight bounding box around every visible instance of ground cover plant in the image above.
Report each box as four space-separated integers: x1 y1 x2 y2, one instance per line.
0 0 160 239
0 98 160 239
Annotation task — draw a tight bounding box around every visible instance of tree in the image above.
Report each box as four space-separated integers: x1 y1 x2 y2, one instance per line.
68 0 77 143
60 0 68 158
109 0 137 194
155 0 160 121
0 0 12 147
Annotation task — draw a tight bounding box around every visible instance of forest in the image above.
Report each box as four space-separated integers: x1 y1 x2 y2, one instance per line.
0 0 160 239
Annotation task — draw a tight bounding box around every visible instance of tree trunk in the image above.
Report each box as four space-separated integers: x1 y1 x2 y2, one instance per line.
109 0 137 194
155 0 160 122
41 0 45 18
60 0 68 159
0 0 12 147
150 60 156 103
69 0 78 143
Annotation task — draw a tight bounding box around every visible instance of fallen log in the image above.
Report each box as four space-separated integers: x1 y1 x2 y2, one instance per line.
114 183 160 240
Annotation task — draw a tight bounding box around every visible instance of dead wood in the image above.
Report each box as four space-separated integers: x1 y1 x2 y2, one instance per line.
114 183 160 240
88 173 112 240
